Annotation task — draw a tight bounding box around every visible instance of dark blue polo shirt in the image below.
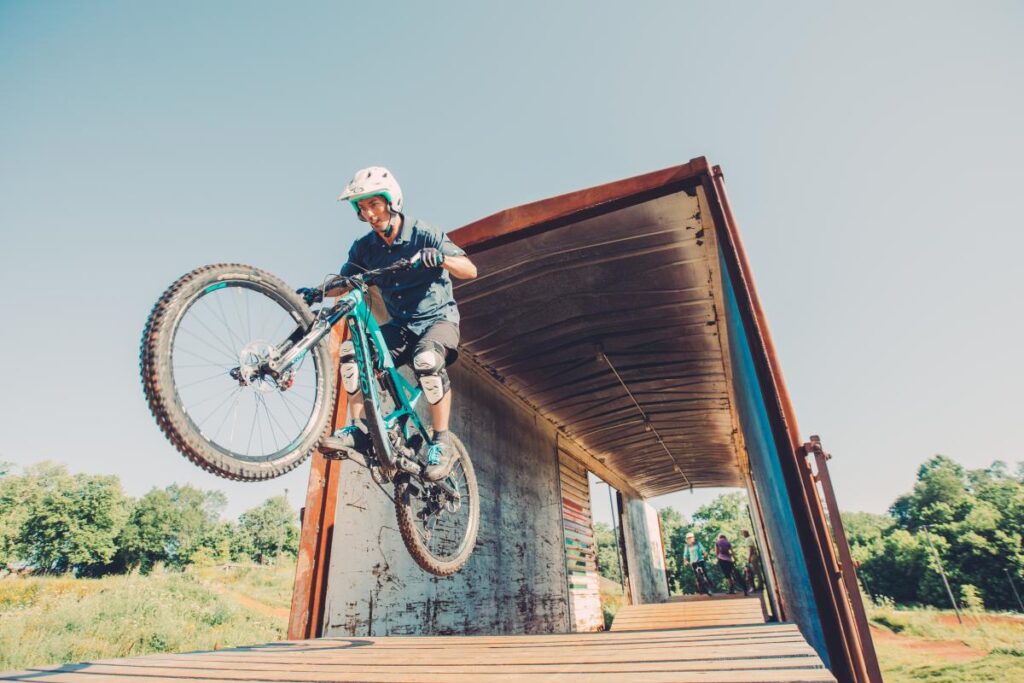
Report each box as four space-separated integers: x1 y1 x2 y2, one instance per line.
339 216 466 335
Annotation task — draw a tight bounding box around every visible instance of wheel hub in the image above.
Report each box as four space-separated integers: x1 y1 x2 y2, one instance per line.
236 340 282 393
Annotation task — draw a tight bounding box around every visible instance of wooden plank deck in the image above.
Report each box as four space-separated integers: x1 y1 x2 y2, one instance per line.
611 596 767 631
1 622 834 682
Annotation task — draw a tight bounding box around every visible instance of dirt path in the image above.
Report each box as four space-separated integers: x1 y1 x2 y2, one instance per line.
870 625 987 663
206 583 291 621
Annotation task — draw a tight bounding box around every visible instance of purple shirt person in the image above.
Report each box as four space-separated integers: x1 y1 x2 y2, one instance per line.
715 534 748 595
716 535 733 561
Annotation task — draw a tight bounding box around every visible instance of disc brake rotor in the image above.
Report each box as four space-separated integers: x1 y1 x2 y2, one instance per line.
237 339 281 393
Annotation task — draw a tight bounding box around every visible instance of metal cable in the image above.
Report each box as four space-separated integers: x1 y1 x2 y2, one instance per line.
599 350 692 489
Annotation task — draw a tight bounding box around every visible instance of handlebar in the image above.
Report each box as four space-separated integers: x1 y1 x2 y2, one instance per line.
325 254 421 292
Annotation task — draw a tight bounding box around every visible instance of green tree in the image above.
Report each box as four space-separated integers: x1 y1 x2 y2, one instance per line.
117 484 227 572
658 507 690 593
236 496 299 563
0 462 41 566
593 522 623 585
14 464 129 575
847 454 1024 610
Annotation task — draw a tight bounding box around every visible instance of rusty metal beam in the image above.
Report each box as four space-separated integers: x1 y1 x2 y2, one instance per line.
453 158 710 251
808 437 884 683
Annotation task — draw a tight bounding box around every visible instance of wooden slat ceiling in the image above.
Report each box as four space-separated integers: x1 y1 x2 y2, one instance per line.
454 188 743 498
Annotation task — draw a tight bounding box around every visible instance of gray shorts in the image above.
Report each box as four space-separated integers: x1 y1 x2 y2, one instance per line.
379 320 460 369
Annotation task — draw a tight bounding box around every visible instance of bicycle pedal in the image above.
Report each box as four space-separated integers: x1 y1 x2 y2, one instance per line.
319 436 350 454
319 437 370 465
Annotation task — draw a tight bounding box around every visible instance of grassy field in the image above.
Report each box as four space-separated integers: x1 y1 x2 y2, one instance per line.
0 563 295 672
868 602 1024 682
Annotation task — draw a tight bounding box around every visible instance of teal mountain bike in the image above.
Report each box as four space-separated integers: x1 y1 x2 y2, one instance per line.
140 259 479 576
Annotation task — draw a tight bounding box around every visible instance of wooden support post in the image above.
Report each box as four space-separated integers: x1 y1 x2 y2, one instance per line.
288 324 348 640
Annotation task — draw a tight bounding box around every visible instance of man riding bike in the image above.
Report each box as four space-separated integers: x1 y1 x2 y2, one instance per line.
298 166 478 481
682 531 713 596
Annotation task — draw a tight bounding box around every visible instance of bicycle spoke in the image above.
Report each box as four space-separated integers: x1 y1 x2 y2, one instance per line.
187 304 243 361
195 386 244 431
211 388 244 443
174 346 232 369
275 391 305 432
176 325 238 364
178 370 233 390
209 292 246 351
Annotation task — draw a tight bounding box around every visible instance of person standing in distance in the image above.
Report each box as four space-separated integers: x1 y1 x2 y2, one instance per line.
298 167 478 481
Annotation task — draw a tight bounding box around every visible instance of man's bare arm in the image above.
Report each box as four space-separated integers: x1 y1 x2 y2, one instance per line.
444 254 478 280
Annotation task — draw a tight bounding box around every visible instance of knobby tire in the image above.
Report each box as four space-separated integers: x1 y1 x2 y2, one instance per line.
140 264 335 480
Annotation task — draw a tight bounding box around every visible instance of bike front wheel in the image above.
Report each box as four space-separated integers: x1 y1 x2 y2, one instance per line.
140 264 336 480
394 433 480 576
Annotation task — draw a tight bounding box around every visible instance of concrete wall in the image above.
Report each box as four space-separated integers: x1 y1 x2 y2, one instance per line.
321 361 572 636
621 495 670 604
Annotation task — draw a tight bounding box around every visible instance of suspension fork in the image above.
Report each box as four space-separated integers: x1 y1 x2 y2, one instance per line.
266 298 355 377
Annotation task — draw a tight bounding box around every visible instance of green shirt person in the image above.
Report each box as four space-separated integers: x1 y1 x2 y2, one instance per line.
682 536 706 564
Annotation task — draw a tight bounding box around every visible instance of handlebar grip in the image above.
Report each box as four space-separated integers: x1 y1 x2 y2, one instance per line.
325 275 351 290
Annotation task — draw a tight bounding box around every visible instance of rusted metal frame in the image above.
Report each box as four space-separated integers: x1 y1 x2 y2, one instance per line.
807 438 883 683
792 434 870 680
288 324 348 640
702 169 862 683
453 158 711 251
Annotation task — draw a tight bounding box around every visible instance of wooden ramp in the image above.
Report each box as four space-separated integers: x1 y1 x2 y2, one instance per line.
1 623 834 683
611 595 767 631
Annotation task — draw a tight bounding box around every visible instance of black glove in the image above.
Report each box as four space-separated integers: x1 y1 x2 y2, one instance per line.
418 248 445 269
296 287 323 306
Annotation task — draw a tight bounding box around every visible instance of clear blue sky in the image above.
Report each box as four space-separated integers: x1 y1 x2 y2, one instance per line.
2 1 1021 520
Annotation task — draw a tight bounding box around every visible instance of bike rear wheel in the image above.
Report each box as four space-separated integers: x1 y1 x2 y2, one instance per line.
140 264 335 480
394 433 479 576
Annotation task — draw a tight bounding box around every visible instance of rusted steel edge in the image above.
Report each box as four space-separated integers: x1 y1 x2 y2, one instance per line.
451 157 711 251
704 168 872 683
288 324 348 640
811 443 884 682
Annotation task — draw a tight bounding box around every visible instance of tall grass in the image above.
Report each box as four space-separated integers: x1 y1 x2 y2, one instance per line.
0 564 292 672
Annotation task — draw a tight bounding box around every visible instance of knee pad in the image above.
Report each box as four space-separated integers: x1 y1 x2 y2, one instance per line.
339 341 359 395
413 342 450 405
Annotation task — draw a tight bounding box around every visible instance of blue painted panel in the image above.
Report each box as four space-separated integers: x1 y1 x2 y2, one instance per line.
719 246 829 665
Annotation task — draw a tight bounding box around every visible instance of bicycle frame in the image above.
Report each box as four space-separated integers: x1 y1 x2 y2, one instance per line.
341 288 430 464
270 284 430 471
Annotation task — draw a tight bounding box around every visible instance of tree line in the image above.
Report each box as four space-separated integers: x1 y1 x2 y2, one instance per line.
843 455 1023 612
593 454 1023 611
0 462 299 576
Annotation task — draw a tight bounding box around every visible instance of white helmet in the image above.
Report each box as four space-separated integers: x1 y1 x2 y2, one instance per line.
337 166 403 219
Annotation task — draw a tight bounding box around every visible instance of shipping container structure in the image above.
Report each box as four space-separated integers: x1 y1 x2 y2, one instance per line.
288 158 881 683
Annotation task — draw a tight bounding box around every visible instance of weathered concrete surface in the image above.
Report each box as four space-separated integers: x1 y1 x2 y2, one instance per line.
621 495 670 604
321 361 572 636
